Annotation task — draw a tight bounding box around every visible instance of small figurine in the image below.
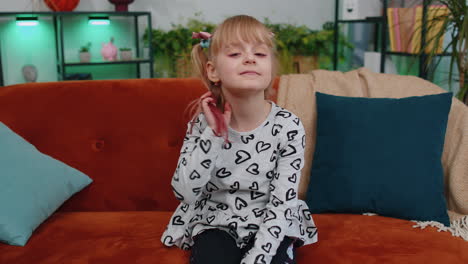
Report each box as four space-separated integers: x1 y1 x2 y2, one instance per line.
101 37 118 61
22 65 38 82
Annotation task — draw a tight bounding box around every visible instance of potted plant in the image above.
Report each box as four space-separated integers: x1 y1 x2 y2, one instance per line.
119 47 132 61
79 42 91 63
421 0 468 104
143 15 215 77
265 20 353 74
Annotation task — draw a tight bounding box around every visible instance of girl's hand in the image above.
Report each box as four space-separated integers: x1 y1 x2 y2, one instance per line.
200 91 232 133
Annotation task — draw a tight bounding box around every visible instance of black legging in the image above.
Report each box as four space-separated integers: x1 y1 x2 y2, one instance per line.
190 228 296 264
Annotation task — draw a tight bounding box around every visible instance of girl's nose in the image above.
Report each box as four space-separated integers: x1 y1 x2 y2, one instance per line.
243 54 256 64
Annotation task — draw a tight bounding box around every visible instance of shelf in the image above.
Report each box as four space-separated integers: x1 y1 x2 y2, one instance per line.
337 17 384 23
0 11 150 17
386 51 453 57
64 59 152 66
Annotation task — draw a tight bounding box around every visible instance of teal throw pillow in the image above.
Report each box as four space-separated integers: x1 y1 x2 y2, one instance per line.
0 122 92 246
306 92 452 226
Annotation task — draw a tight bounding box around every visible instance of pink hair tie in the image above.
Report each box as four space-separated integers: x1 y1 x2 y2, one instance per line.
192 32 212 49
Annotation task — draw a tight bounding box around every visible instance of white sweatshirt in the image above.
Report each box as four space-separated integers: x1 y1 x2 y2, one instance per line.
161 101 318 263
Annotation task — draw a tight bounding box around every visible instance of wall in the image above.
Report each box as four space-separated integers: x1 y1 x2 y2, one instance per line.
1 0 334 30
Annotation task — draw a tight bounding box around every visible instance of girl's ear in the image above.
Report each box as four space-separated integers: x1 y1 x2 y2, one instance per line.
206 61 220 83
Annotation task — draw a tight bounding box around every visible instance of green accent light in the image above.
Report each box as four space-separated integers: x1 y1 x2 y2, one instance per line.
88 16 110 26
16 17 38 26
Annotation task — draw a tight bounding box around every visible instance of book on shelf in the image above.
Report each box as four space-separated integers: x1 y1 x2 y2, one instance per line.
387 5 448 54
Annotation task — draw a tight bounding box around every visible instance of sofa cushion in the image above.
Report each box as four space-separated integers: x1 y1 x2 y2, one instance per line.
0 211 466 263
0 122 92 246
306 92 452 225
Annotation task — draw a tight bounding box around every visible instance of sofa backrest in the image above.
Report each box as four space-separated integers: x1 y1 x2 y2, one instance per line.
0 78 279 212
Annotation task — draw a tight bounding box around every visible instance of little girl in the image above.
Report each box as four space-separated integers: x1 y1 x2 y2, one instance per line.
161 15 318 264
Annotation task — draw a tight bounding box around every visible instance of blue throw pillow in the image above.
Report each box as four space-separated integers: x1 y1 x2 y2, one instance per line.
0 122 92 246
306 92 452 226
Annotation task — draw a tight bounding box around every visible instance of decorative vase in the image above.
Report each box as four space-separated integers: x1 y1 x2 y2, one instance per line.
44 0 80 11
79 52 91 63
101 37 117 61
108 0 135 12
120 50 132 61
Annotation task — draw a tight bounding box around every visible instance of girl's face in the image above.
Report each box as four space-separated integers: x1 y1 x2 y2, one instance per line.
207 41 273 95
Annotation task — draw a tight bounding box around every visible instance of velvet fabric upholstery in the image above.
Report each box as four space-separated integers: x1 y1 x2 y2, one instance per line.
0 77 467 263
1 212 466 263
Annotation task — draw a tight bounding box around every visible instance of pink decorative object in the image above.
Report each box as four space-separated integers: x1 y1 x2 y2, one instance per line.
101 37 118 61
108 0 135 12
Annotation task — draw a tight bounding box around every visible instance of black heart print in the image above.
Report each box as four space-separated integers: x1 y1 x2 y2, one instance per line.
172 186 185 201
284 208 293 222
270 150 277 162
256 141 271 153
205 181 219 192
200 139 211 154
228 221 238 230
271 195 284 207
246 163 260 175
251 191 265 200
266 170 275 180
229 181 239 194
286 188 297 201
290 158 301 170
293 117 300 125
216 203 228 210
272 124 282 136
216 168 232 178
172 215 185 226
223 141 232 149
268 225 282 239
181 157 187 166
189 170 201 180
288 173 297 183
180 203 189 213
263 121 270 127
246 223 260 230
280 144 297 157
182 243 191 250
235 150 251 164
163 235 175 245
300 224 305 236
249 181 259 190
235 197 248 210
302 209 312 220
263 210 277 223
253 208 265 218
241 134 254 144
307 227 317 238
207 215 215 224
201 159 211 169
192 187 201 195
276 110 292 118
287 130 298 141
269 183 276 192
254 254 267 264
261 242 272 253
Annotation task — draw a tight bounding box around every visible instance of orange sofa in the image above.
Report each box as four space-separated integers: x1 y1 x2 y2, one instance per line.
0 77 467 264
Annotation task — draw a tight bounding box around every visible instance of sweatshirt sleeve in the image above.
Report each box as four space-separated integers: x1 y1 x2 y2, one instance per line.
171 114 225 205
241 117 305 264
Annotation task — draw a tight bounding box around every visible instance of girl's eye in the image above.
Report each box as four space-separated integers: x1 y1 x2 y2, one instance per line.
229 53 240 57
255 53 267 57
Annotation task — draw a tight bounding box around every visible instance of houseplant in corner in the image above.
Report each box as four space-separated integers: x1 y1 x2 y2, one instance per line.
422 0 468 104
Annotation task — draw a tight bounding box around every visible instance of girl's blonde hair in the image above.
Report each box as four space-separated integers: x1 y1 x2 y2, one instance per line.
187 15 278 136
